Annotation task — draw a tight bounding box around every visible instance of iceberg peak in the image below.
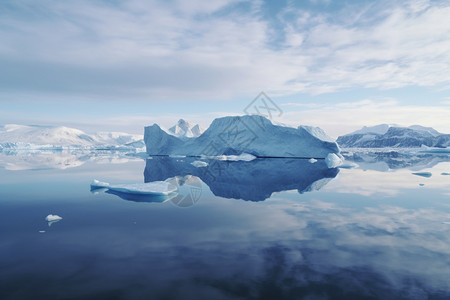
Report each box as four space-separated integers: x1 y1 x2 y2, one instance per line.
145 115 340 158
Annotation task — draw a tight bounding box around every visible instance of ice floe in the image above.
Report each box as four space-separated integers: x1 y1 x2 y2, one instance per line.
90 179 177 195
45 214 62 226
191 160 208 167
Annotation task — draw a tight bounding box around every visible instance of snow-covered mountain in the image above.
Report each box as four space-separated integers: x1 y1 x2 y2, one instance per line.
167 119 202 139
0 124 144 150
337 124 449 148
145 115 340 158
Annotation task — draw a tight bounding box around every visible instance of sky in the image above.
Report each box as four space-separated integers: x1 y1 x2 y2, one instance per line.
1 0 450 137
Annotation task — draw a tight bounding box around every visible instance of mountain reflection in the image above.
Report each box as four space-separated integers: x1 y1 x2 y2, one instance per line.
342 150 450 171
144 157 339 201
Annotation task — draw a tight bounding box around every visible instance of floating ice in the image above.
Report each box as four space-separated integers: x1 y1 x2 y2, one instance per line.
191 160 208 167
338 162 359 169
308 158 318 163
145 115 340 158
45 214 62 222
90 179 177 195
45 214 62 226
412 172 432 178
325 153 343 168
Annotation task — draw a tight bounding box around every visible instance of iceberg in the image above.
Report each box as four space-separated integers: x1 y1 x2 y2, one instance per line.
145 115 340 158
90 179 177 195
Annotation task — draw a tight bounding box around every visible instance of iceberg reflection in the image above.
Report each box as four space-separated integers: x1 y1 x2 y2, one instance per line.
144 157 339 201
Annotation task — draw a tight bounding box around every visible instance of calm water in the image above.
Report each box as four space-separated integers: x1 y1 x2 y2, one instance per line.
1 150 450 300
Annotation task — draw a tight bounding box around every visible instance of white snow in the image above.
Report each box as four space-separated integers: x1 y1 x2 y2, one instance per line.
351 124 393 135
45 214 63 222
325 153 343 168
412 172 432 178
90 179 177 195
191 160 208 167
0 124 143 150
308 158 318 163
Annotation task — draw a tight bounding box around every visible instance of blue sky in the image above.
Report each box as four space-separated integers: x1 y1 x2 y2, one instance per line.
1 0 449 137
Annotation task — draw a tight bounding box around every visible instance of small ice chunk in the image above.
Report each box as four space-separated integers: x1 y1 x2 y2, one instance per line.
90 180 177 195
90 179 110 188
45 214 62 227
191 160 208 168
45 214 62 222
412 172 432 178
325 153 342 168
441 172 450 176
308 158 317 163
338 162 358 169
39 230 46 233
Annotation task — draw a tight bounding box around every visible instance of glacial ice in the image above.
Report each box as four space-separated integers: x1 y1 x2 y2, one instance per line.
145 115 340 158
90 179 177 195
325 153 343 168
309 158 318 163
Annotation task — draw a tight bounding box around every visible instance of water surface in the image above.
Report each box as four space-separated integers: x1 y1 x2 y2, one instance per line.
1 150 450 300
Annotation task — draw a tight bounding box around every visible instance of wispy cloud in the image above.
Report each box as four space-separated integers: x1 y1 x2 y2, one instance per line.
1 0 450 101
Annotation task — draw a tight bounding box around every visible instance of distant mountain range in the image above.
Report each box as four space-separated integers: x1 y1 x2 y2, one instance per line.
337 124 449 148
0 124 144 150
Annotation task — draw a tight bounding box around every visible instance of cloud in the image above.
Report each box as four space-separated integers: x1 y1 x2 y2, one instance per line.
1 0 450 101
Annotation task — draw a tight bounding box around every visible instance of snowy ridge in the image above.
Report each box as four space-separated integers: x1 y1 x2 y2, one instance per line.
145 115 340 158
338 124 449 148
0 124 144 151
